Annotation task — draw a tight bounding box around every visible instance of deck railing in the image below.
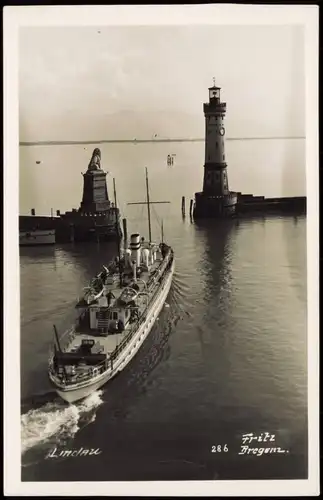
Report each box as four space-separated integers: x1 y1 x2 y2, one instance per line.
107 250 174 363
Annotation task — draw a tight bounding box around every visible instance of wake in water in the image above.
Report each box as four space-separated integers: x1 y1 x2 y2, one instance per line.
169 273 194 318
21 390 104 461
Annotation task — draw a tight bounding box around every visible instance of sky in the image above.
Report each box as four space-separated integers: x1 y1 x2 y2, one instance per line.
19 24 305 142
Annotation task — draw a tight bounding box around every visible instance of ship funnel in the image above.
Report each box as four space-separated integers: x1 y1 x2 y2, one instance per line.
130 233 141 267
150 244 155 265
122 218 128 248
125 248 132 268
141 248 150 269
132 261 137 282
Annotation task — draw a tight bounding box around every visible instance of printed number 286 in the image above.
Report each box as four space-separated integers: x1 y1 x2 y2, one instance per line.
211 444 228 453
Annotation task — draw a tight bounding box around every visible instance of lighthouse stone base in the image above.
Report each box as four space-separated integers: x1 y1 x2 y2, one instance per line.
193 191 238 218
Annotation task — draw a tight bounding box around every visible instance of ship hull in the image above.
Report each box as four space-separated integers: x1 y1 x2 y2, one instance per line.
55 223 122 243
50 259 175 403
19 230 56 246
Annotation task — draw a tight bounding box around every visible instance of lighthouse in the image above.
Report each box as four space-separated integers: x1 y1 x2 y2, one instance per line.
193 81 237 218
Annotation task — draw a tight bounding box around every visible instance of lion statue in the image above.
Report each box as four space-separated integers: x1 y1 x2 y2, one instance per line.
88 148 102 171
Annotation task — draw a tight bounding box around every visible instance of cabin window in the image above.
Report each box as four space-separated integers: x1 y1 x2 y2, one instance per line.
112 311 118 320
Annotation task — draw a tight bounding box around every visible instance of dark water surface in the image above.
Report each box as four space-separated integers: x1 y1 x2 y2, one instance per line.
20 213 307 481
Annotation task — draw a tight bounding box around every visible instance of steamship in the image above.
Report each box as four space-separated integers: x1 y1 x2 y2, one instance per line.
48 168 175 403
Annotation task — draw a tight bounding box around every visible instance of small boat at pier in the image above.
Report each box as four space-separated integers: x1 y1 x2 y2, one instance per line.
19 229 56 246
48 169 175 403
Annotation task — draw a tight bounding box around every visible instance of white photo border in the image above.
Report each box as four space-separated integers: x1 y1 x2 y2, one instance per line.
3 4 319 496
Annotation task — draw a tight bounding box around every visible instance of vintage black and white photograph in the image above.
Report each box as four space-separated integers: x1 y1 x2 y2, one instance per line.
4 4 319 497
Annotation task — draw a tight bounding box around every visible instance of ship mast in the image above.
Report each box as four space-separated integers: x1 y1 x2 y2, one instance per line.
127 168 170 242
145 167 152 243
53 324 67 379
113 178 122 286
53 324 63 352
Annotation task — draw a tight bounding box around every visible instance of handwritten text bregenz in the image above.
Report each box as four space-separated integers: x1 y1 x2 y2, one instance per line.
238 432 289 456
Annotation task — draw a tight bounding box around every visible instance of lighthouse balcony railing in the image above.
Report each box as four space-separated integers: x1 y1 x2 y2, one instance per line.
203 103 227 113
204 101 226 107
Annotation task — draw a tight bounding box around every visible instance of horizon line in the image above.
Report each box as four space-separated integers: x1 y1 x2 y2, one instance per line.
19 136 305 147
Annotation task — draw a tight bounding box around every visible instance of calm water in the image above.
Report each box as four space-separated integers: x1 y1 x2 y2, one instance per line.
20 210 307 481
19 139 305 217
